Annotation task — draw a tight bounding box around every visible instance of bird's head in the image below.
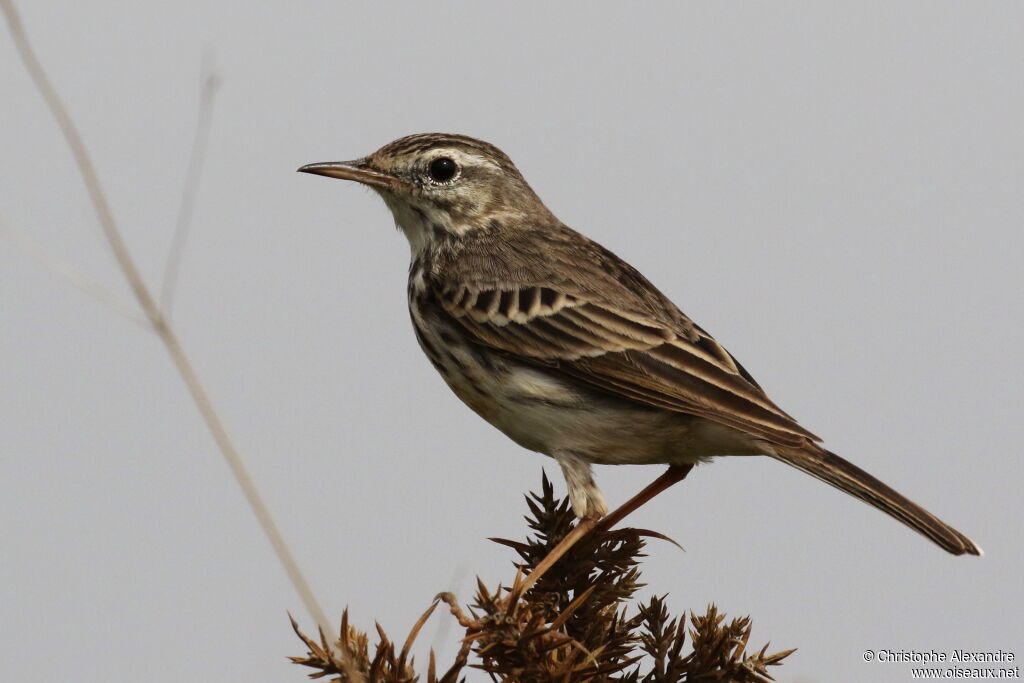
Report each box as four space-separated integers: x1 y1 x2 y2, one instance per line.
299 133 550 253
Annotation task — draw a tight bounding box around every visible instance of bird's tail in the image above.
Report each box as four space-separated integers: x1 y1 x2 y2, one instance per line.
770 445 982 556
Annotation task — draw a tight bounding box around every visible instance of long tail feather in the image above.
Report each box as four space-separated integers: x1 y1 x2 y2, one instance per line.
771 446 982 556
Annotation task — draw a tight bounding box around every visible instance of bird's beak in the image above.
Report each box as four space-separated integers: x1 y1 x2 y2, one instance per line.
297 159 396 190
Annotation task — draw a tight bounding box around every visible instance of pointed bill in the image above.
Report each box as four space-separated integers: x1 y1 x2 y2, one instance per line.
297 160 397 190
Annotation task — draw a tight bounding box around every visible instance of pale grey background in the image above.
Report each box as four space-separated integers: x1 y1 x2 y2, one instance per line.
2 3 1021 682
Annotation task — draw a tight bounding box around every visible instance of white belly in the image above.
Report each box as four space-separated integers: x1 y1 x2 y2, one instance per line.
435 341 764 466
406 284 765 467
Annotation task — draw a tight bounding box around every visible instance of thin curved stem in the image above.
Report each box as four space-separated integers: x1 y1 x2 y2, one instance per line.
1 0 334 644
160 56 220 318
1 219 149 328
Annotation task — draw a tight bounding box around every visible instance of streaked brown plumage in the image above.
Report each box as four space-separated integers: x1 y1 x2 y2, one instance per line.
300 133 981 556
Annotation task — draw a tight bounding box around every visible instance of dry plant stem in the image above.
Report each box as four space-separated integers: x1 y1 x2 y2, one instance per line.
508 514 600 601
0 219 149 328
594 464 694 533
510 464 694 602
160 57 219 318
1 0 335 643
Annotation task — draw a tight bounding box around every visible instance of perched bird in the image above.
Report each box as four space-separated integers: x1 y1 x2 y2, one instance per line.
300 133 981 556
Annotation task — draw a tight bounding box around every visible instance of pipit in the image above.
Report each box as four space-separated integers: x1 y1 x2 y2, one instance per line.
300 133 981 557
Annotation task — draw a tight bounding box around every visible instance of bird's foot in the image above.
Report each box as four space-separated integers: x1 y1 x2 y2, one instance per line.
555 450 607 519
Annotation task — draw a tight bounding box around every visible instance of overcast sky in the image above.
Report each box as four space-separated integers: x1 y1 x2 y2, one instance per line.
2 3 1021 682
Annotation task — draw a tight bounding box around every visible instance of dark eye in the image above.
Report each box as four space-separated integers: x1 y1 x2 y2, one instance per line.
428 157 458 183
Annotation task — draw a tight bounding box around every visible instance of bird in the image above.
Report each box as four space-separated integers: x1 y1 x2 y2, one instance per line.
299 133 981 556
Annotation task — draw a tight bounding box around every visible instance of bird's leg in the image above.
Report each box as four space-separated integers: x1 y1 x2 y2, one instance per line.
594 463 694 532
509 463 694 602
504 453 602 603
555 451 607 519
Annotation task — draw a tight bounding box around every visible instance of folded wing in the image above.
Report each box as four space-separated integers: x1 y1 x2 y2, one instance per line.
436 283 820 448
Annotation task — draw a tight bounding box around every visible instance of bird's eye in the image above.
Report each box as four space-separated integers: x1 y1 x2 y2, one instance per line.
428 157 459 183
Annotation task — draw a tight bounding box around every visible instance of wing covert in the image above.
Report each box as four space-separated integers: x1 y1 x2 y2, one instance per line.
436 283 819 447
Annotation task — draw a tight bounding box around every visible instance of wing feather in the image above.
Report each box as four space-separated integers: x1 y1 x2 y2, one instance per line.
437 284 819 446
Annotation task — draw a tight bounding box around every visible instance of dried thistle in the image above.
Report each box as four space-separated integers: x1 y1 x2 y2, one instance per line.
291 473 793 682
289 604 467 683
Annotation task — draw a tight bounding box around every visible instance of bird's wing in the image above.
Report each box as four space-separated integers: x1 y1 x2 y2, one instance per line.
435 282 819 447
